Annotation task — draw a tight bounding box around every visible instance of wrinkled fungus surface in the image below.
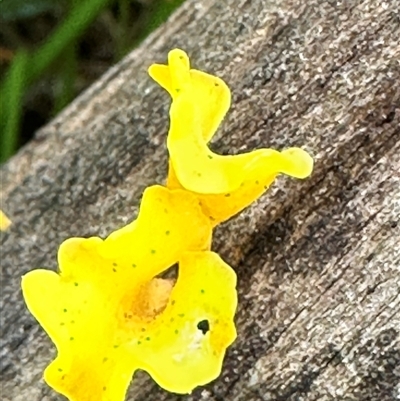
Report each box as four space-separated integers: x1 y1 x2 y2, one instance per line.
22 186 236 400
22 49 313 401
149 49 313 224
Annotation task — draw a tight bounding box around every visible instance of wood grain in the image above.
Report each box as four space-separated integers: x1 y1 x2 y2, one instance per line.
1 0 399 400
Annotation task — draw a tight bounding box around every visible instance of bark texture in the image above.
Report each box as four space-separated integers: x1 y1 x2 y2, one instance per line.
1 0 399 400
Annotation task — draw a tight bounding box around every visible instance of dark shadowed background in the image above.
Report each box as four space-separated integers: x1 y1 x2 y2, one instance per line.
0 0 185 163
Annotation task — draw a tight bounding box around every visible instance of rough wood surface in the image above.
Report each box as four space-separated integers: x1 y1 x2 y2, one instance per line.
1 0 399 400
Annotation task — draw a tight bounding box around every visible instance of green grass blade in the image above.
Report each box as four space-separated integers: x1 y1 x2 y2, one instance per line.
0 51 28 163
30 0 112 83
0 0 112 162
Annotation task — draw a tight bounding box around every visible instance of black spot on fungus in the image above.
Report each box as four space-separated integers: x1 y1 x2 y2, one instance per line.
132 264 137 268
58 368 63 372
112 268 117 272
165 230 170 235
197 320 210 335
74 282 78 287
112 263 117 267
200 289 205 294
178 313 185 318
150 249 156 255
102 357 108 363
63 309 67 313
208 155 213 159
225 193 231 197
70 337 74 341
146 337 150 341
175 329 179 334
214 82 219 86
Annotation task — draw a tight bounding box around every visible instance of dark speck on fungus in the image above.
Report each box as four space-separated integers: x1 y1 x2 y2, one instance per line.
197 320 210 335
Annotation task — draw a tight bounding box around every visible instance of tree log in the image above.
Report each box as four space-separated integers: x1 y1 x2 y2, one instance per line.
1 0 399 400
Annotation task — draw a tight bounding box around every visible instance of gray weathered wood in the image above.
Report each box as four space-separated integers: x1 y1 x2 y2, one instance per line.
1 0 399 400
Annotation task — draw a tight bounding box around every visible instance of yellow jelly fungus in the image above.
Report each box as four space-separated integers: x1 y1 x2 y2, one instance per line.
21 48 315 401
22 186 237 401
149 49 313 224
148 48 230 144
0 209 11 231
127 251 237 394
